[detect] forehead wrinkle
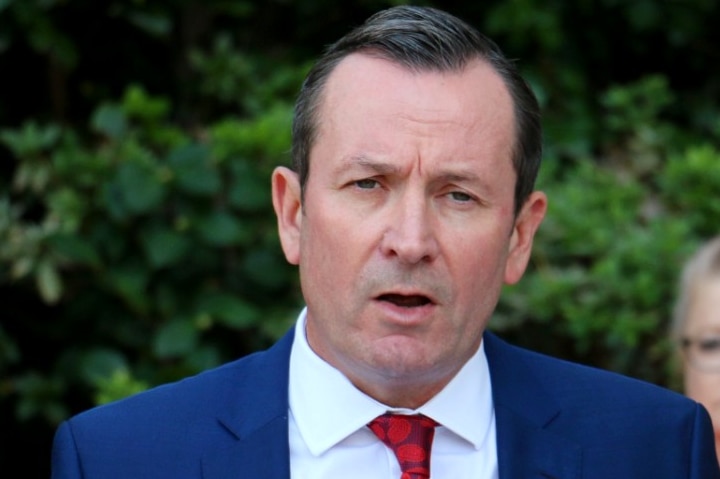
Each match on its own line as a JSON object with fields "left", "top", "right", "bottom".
{"left": 339, "top": 153, "right": 432, "bottom": 178}
{"left": 336, "top": 155, "right": 402, "bottom": 176}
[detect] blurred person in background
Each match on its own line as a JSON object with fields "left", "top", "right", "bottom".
{"left": 673, "top": 235, "right": 720, "bottom": 464}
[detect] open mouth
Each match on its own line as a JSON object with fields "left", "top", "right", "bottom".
{"left": 377, "top": 294, "right": 432, "bottom": 308}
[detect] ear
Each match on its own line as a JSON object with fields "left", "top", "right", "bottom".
{"left": 271, "top": 166, "right": 302, "bottom": 265}
{"left": 504, "top": 191, "right": 547, "bottom": 285}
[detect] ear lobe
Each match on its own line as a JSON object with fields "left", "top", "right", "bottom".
{"left": 504, "top": 191, "right": 547, "bottom": 285}
{"left": 271, "top": 166, "right": 302, "bottom": 265}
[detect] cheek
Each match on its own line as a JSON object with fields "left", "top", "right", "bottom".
{"left": 684, "top": 370, "right": 720, "bottom": 405}
{"left": 450, "top": 241, "right": 508, "bottom": 306}
{"left": 300, "top": 212, "right": 372, "bottom": 289}
{"left": 452, "top": 234, "right": 508, "bottom": 277}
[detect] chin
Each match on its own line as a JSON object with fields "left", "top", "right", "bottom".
{"left": 372, "top": 353, "right": 446, "bottom": 381}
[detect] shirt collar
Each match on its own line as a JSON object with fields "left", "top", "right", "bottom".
{"left": 288, "top": 308, "right": 493, "bottom": 455}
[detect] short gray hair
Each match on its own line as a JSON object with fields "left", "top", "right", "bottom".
{"left": 671, "top": 236, "right": 720, "bottom": 340}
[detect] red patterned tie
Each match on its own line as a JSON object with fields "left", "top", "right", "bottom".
{"left": 368, "top": 413, "right": 438, "bottom": 479}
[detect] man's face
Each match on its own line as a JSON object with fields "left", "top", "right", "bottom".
{"left": 273, "top": 54, "right": 546, "bottom": 407}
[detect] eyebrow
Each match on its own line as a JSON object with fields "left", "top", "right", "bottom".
{"left": 337, "top": 155, "right": 484, "bottom": 185}
{"left": 433, "top": 170, "right": 483, "bottom": 184}
{"left": 337, "top": 156, "right": 401, "bottom": 175}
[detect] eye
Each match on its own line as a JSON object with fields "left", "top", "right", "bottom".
{"left": 697, "top": 337, "right": 720, "bottom": 353}
{"left": 447, "top": 191, "right": 474, "bottom": 203}
{"left": 355, "top": 178, "right": 380, "bottom": 189}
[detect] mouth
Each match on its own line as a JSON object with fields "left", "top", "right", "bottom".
{"left": 377, "top": 293, "right": 433, "bottom": 308}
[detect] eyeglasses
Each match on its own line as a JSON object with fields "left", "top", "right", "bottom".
{"left": 681, "top": 336, "right": 720, "bottom": 373}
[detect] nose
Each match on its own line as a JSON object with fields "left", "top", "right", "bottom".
{"left": 380, "top": 195, "right": 440, "bottom": 264}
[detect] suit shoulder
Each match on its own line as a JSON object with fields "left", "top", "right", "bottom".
{"left": 484, "top": 331, "right": 692, "bottom": 410}
{"left": 68, "top": 328, "right": 293, "bottom": 429}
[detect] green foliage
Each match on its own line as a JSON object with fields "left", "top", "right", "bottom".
{"left": 0, "top": 82, "right": 303, "bottom": 439}
{"left": 14, "top": 371, "right": 67, "bottom": 423}
{"left": 495, "top": 75, "right": 720, "bottom": 388}
{"left": 94, "top": 369, "right": 149, "bottom": 406}
{"left": 660, "top": 144, "right": 720, "bottom": 237}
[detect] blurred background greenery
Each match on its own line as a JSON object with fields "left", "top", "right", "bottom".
{"left": 1, "top": 0, "right": 718, "bottom": 476}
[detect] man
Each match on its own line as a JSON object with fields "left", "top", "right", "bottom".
{"left": 51, "top": 6, "right": 720, "bottom": 478}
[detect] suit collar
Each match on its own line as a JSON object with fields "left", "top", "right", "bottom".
{"left": 484, "top": 331, "right": 581, "bottom": 479}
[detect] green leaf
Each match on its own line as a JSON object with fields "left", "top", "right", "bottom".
{"left": 11, "top": 257, "right": 34, "bottom": 279}
{"left": 115, "top": 162, "right": 165, "bottom": 214}
{"left": 0, "top": 324, "right": 20, "bottom": 367}
{"left": 48, "top": 234, "right": 101, "bottom": 268}
{"left": 122, "top": 84, "right": 171, "bottom": 122}
{"left": 140, "top": 226, "right": 190, "bottom": 268}
{"left": 79, "top": 348, "right": 129, "bottom": 384}
{"left": 47, "top": 188, "right": 86, "bottom": 233}
{"left": 185, "top": 346, "right": 221, "bottom": 372}
{"left": 126, "top": 12, "right": 172, "bottom": 37}
{"left": 243, "top": 250, "right": 288, "bottom": 289}
{"left": 153, "top": 319, "right": 198, "bottom": 359}
{"left": 167, "top": 143, "right": 221, "bottom": 196}
{"left": 197, "top": 211, "right": 249, "bottom": 246}
{"left": 105, "top": 265, "right": 149, "bottom": 313}
{"left": 0, "top": 121, "right": 61, "bottom": 156}
{"left": 91, "top": 104, "right": 128, "bottom": 139}
{"left": 36, "top": 259, "right": 62, "bottom": 304}
{"left": 194, "top": 292, "right": 260, "bottom": 329}
{"left": 228, "top": 160, "right": 270, "bottom": 211}
{"left": 14, "top": 372, "right": 66, "bottom": 422}
{"left": 94, "top": 369, "right": 149, "bottom": 405}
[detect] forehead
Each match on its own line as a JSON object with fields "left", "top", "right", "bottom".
{"left": 686, "top": 278, "right": 720, "bottom": 331}
{"left": 321, "top": 52, "right": 513, "bottom": 122}
{"left": 314, "top": 53, "right": 516, "bottom": 173}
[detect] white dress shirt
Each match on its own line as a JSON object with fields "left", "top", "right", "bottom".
{"left": 288, "top": 308, "right": 498, "bottom": 478}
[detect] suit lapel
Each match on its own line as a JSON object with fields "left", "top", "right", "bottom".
{"left": 199, "top": 327, "right": 583, "bottom": 479}
{"left": 484, "top": 332, "right": 582, "bottom": 479}
{"left": 202, "top": 329, "right": 296, "bottom": 479}
{"left": 494, "top": 406, "right": 581, "bottom": 479}
{"left": 202, "top": 416, "right": 290, "bottom": 479}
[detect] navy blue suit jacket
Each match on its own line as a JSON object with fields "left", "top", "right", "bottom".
{"left": 51, "top": 329, "right": 720, "bottom": 478}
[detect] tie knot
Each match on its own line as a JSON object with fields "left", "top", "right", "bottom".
{"left": 368, "top": 413, "right": 438, "bottom": 479}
